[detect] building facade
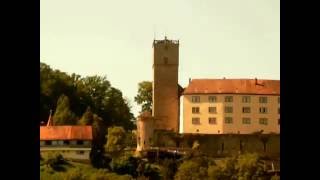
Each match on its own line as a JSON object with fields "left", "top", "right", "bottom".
{"left": 152, "top": 37, "right": 180, "bottom": 132}
{"left": 181, "top": 79, "right": 280, "bottom": 134}
{"left": 40, "top": 125, "right": 93, "bottom": 160}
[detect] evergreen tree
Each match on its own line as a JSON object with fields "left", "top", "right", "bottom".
{"left": 79, "top": 106, "right": 94, "bottom": 125}
{"left": 53, "top": 94, "right": 76, "bottom": 125}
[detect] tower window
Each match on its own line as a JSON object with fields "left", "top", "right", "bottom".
{"left": 163, "top": 57, "right": 168, "bottom": 64}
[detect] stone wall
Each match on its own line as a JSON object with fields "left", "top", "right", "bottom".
{"left": 153, "top": 131, "right": 280, "bottom": 157}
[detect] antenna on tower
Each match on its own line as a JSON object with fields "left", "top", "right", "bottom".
{"left": 165, "top": 27, "right": 167, "bottom": 39}
{"left": 153, "top": 25, "right": 156, "bottom": 40}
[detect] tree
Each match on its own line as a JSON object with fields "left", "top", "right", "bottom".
{"left": 90, "top": 114, "right": 109, "bottom": 168}
{"left": 79, "top": 106, "right": 94, "bottom": 125}
{"left": 53, "top": 94, "right": 76, "bottom": 125}
{"left": 236, "top": 153, "right": 265, "bottom": 179}
{"left": 174, "top": 160, "right": 208, "bottom": 180}
{"left": 134, "top": 81, "right": 152, "bottom": 113}
{"left": 105, "top": 126, "right": 127, "bottom": 156}
{"left": 103, "top": 88, "right": 135, "bottom": 129}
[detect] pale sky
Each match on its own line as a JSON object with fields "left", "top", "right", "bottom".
{"left": 40, "top": 0, "right": 280, "bottom": 117}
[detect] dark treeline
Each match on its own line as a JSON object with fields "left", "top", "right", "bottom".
{"left": 40, "top": 62, "right": 134, "bottom": 130}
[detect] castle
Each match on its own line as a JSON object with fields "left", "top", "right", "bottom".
{"left": 136, "top": 37, "right": 280, "bottom": 151}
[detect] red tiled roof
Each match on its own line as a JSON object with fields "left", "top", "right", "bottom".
{"left": 40, "top": 126, "right": 93, "bottom": 140}
{"left": 183, "top": 79, "right": 280, "bottom": 95}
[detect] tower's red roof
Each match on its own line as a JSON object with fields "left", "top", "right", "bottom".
{"left": 183, "top": 79, "right": 280, "bottom": 95}
{"left": 40, "top": 126, "right": 93, "bottom": 140}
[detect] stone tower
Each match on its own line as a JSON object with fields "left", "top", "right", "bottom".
{"left": 152, "top": 36, "right": 179, "bottom": 132}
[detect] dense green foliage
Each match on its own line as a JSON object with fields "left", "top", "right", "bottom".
{"left": 40, "top": 158, "right": 132, "bottom": 180}
{"left": 53, "top": 94, "right": 76, "bottom": 125}
{"left": 134, "top": 81, "right": 152, "bottom": 113}
{"left": 105, "top": 126, "right": 127, "bottom": 156}
{"left": 40, "top": 62, "right": 134, "bottom": 130}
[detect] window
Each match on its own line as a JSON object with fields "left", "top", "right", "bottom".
{"left": 192, "top": 96, "right": 200, "bottom": 103}
{"left": 76, "top": 151, "right": 85, "bottom": 154}
{"left": 63, "top": 140, "right": 70, "bottom": 145}
{"left": 164, "top": 45, "right": 168, "bottom": 50}
{"left": 242, "top": 118, "right": 251, "bottom": 124}
{"left": 192, "top": 107, "right": 200, "bottom": 114}
{"left": 259, "top": 97, "right": 268, "bottom": 103}
{"left": 208, "top": 117, "right": 217, "bottom": 124}
{"left": 192, "top": 118, "right": 200, "bottom": 124}
{"left": 45, "top": 141, "right": 52, "bottom": 145}
{"left": 225, "top": 106, "right": 233, "bottom": 113}
{"left": 225, "top": 117, "right": 233, "bottom": 124}
{"left": 208, "top": 107, "right": 217, "bottom": 114}
{"left": 242, "top": 107, "right": 251, "bottom": 113}
{"left": 278, "top": 108, "right": 280, "bottom": 114}
{"left": 259, "top": 118, "right": 268, "bottom": 125}
{"left": 209, "top": 96, "right": 217, "bottom": 102}
{"left": 278, "top": 119, "right": 280, "bottom": 125}
{"left": 225, "top": 96, "right": 233, "bottom": 102}
{"left": 242, "top": 96, "right": 251, "bottom": 103}
{"left": 259, "top": 107, "right": 268, "bottom": 114}
{"left": 163, "top": 57, "right": 168, "bottom": 64}
{"left": 278, "top": 97, "right": 280, "bottom": 104}
{"left": 77, "top": 140, "right": 84, "bottom": 145}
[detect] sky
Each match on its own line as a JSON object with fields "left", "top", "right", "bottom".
{"left": 40, "top": 0, "right": 280, "bottom": 117}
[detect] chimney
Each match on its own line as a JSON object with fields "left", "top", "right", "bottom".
{"left": 189, "top": 78, "right": 191, "bottom": 84}
{"left": 255, "top": 78, "right": 258, "bottom": 85}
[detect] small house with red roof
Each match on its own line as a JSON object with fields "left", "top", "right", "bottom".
{"left": 40, "top": 112, "right": 93, "bottom": 160}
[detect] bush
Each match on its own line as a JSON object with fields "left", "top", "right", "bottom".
{"left": 111, "top": 152, "right": 139, "bottom": 178}
{"left": 44, "top": 152, "right": 67, "bottom": 171}
{"left": 236, "top": 153, "right": 265, "bottom": 179}
{"left": 64, "top": 168, "right": 87, "bottom": 180}
{"left": 160, "top": 159, "right": 178, "bottom": 180}
{"left": 89, "top": 169, "right": 132, "bottom": 180}
{"left": 143, "top": 163, "right": 161, "bottom": 180}
{"left": 271, "top": 175, "right": 280, "bottom": 180}
{"left": 174, "top": 160, "right": 208, "bottom": 180}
